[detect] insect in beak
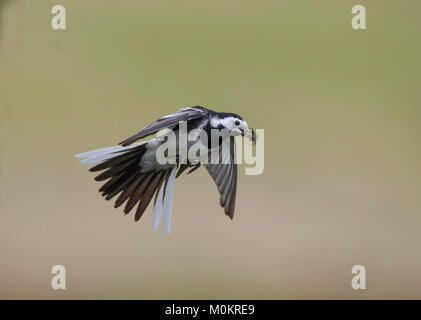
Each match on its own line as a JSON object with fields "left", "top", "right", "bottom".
{"left": 243, "top": 128, "right": 257, "bottom": 144}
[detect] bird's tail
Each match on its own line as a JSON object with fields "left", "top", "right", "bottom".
{"left": 75, "top": 144, "right": 177, "bottom": 233}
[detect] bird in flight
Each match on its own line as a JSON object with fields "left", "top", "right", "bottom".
{"left": 75, "top": 106, "right": 255, "bottom": 234}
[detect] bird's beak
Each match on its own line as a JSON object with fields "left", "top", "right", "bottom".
{"left": 243, "top": 128, "right": 251, "bottom": 138}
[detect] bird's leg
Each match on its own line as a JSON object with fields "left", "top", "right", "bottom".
{"left": 187, "top": 162, "right": 201, "bottom": 174}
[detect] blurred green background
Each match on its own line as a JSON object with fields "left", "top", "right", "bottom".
{"left": 0, "top": 0, "right": 420, "bottom": 299}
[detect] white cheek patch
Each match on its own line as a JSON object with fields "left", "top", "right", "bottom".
{"left": 223, "top": 117, "right": 235, "bottom": 129}
{"left": 211, "top": 117, "right": 234, "bottom": 129}
{"left": 211, "top": 116, "right": 246, "bottom": 131}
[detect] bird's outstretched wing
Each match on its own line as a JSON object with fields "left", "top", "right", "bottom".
{"left": 119, "top": 106, "right": 208, "bottom": 146}
{"left": 204, "top": 136, "right": 238, "bottom": 219}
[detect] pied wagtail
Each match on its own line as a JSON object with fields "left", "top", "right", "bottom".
{"left": 75, "top": 106, "right": 255, "bottom": 234}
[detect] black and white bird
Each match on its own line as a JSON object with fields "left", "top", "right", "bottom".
{"left": 75, "top": 106, "right": 255, "bottom": 234}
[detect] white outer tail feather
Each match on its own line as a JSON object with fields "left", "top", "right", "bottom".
{"left": 152, "top": 167, "right": 177, "bottom": 235}
{"left": 152, "top": 181, "right": 165, "bottom": 230}
{"left": 75, "top": 143, "right": 145, "bottom": 164}
{"left": 161, "top": 167, "right": 177, "bottom": 235}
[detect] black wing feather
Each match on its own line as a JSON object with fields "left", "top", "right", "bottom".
{"left": 119, "top": 106, "right": 208, "bottom": 146}
{"left": 204, "top": 136, "right": 237, "bottom": 219}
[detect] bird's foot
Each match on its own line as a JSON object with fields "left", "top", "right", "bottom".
{"left": 187, "top": 162, "right": 201, "bottom": 174}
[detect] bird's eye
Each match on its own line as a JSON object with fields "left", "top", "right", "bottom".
{"left": 235, "top": 120, "right": 240, "bottom": 126}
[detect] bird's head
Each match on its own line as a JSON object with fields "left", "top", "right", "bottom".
{"left": 211, "top": 113, "right": 249, "bottom": 136}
